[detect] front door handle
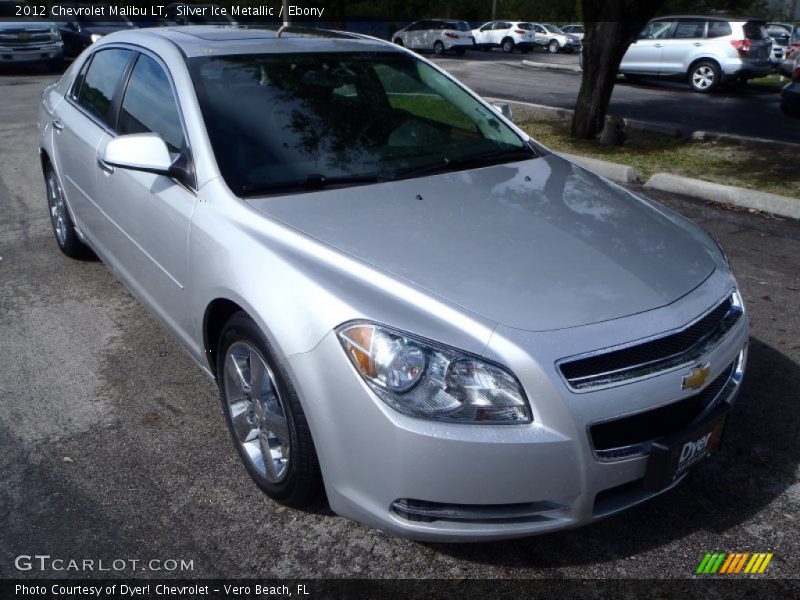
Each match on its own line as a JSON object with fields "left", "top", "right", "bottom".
{"left": 654, "top": 43, "right": 662, "bottom": 48}
{"left": 97, "top": 157, "right": 115, "bottom": 174}
{"left": 694, "top": 42, "right": 703, "bottom": 46}
{"left": 52, "top": 119, "right": 64, "bottom": 132}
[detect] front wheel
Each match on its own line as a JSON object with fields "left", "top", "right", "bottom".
{"left": 689, "top": 61, "right": 720, "bottom": 93}
{"left": 433, "top": 40, "right": 445, "bottom": 55}
{"left": 218, "top": 313, "right": 323, "bottom": 507}
{"left": 502, "top": 38, "right": 515, "bottom": 54}
{"left": 548, "top": 40, "right": 560, "bottom": 54}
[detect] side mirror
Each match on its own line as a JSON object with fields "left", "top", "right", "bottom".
{"left": 101, "top": 133, "right": 175, "bottom": 177}
{"left": 491, "top": 102, "right": 513, "bottom": 121}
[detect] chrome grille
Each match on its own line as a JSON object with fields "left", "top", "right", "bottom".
{"left": 0, "top": 30, "right": 53, "bottom": 46}
{"left": 558, "top": 292, "right": 743, "bottom": 391}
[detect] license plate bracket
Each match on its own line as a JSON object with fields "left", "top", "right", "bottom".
{"left": 644, "top": 405, "right": 728, "bottom": 491}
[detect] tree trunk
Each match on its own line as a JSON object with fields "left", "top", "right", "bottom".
{"left": 570, "top": 1, "right": 667, "bottom": 139}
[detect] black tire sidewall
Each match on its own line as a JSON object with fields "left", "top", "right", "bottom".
{"left": 216, "top": 313, "right": 322, "bottom": 506}
{"left": 433, "top": 41, "right": 444, "bottom": 55}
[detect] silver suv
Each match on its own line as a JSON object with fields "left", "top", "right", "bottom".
{"left": 620, "top": 16, "right": 772, "bottom": 92}
{"left": 392, "top": 19, "right": 473, "bottom": 55}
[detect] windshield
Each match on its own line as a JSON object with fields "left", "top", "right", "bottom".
{"left": 188, "top": 52, "right": 532, "bottom": 196}
{"left": 543, "top": 24, "right": 564, "bottom": 34}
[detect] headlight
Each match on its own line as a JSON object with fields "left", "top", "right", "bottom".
{"left": 90, "top": 33, "right": 103, "bottom": 43}
{"left": 337, "top": 322, "right": 531, "bottom": 424}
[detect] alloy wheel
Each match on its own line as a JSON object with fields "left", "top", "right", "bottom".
{"left": 223, "top": 341, "right": 291, "bottom": 483}
{"left": 46, "top": 169, "right": 68, "bottom": 247}
{"left": 692, "top": 65, "right": 715, "bottom": 90}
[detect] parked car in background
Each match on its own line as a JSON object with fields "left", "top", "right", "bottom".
{"left": 392, "top": 19, "right": 473, "bottom": 55}
{"left": 39, "top": 25, "right": 747, "bottom": 542}
{"left": 781, "top": 53, "right": 800, "bottom": 116}
{"left": 529, "top": 22, "right": 581, "bottom": 53}
{"left": 780, "top": 25, "right": 800, "bottom": 75}
{"left": 0, "top": 1, "right": 64, "bottom": 70}
{"left": 619, "top": 16, "right": 772, "bottom": 92}
{"left": 561, "top": 24, "right": 585, "bottom": 40}
{"left": 55, "top": 4, "right": 135, "bottom": 57}
{"left": 766, "top": 22, "right": 793, "bottom": 66}
{"left": 472, "top": 21, "right": 537, "bottom": 53}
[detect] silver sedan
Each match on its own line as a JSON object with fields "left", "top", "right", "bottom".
{"left": 39, "top": 26, "right": 748, "bottom": 541}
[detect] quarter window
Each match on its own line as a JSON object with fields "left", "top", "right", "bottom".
{"left": 76, "top": 48, "right": 132, "bottom": 126}
{"left": 706, "top": 21, "right": 733, "bottom": 38}
{"left": 118, "top": 54, "right": 185, "bottom": 153}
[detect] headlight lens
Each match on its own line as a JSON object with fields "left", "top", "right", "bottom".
{"left": 90, "top": 33, "right": 103, "bottom": 43}
{"left": 337, "top": 322, "right": 531, "bottom": 424}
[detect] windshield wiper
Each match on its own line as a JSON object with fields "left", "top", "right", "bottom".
{"left": 240, "top": 174, "right": 390, "bottom": 197}
{"left": 393, "top": 146, "right": 537, "bottom": 180}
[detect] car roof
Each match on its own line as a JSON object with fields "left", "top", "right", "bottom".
{"left": 123, "top": 26, "right": 393, "bottom": 57}
{"left": 653, "top": 15, "right": 762, "bottom": 22}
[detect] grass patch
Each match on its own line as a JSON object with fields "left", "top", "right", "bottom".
{"left": 516, "top": 118, "right": 800, "bottom": 199}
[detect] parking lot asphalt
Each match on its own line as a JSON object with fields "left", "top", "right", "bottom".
{"left": 432, "top": 50, "right": 800, "bottom": 143}
{"left": 0, "top": 70, "right": 798, "bottom": 581}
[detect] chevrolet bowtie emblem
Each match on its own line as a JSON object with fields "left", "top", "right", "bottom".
{"left": 682, "top": 363, "right": 711, "bottom": 390}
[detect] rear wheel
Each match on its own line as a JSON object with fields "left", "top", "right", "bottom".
{"left": 689, "top": 61, "right": 720, "bottom": 93}
{"left": 218, "top": 313, "right": 323, "bottom": 507}
{"left": 502, "top": 38, "right": 515, "bottom": 54}
{"left": 433, "top": 40, "right": 445, "bottom": 55}
{"left": 44, "top": 164, "right": 91, "bottom": 259}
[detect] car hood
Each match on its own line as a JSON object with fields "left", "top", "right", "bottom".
{"left": 246, "top": 155, "right": 716, "bottom": 332}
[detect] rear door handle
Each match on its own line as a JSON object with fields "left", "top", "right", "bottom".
{"left": 52, "top": 119, "right": 64, "bottom": 132}
{"left": 694, "top": 42, "right": 703, "bottom": 46}
{"left": 96, "top": 157, "right": 115, "bottom": 174}
{"left": 654, "top": 43, "right": 662, "bottom": 48}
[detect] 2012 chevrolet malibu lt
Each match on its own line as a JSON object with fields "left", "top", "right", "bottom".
{"left": 39, "top": 26, "right": 748, "bottom": 541}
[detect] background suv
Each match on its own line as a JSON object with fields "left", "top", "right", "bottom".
{"left": 472, "top": 21, "right": 538, "bottom": 53}
{"left": 620, "top": 16, "right": 773, "bottom": 92}
{"left": 392, "top": 19, "right": 473, "bottom": 55}
{"left": 0, "top": 1, "right": 64, "bottom": 70}
{"left": 529, "top": 22, "right": 581, "bottom": 53}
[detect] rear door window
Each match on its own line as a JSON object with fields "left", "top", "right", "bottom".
{"left": 673, "top": 21, "right": 706, "bottom": 39}
{"left": 76, "top": 48, "right": 132, "bottom": 126}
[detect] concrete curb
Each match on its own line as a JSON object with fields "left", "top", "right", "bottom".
{"left": 520, "top": 60, "right": 583, "bottom": 73}
{"left": 559, "top": 152, "right": 640, "bottom": 183}
{"left": 644, "top": 173, "right": 800, "bottom": 220}
{"left": 690, "top": 130, "right": 800, "bottom": 153}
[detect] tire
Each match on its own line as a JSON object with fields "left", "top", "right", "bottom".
{"left": 433, "top": 40, "right": 445, "bottom": 55}
{"left": 548, "top": 40, "right": 560, "bottom": 54}
{"left": 501, "top": 38, "right": 515, "bottom": 54}
{"left": 44, "top": 163, "right": 91, "bottom": 259}
{"left": 217, "top": 313, "right": 323, "bottom": 507}
{"left": 689, "top": 61, "right": 720, "bottom": 93}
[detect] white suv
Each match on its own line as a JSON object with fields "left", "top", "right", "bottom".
{"left": 392, "top": 19, "right": 473, "bottom": 56}
{"left": 472, "top": 21, "right": 537, "bottom": 54}
{"left": 620, "top": 16, "right": 773, "bottom": 92}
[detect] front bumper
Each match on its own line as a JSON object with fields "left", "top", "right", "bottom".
{"left": 286, "top": 275, "right": 748, "bottom": 542}
{"left": 0, "top": 42, "right": 63, "bottom": 64}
